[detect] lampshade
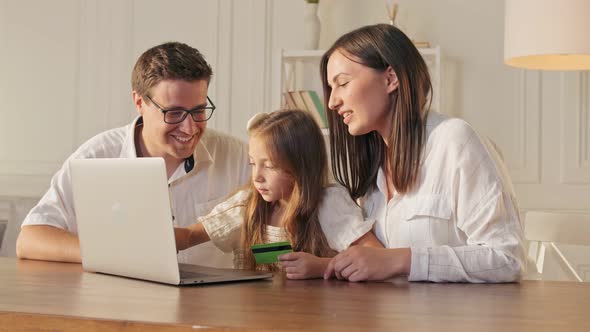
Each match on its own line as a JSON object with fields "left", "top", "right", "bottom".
{"left": 504, "top": 0, "right": 590, "bottom": 70}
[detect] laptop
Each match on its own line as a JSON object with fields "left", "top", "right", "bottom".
{"left": 70, "top": 157, "right": 273, "bottom": 285}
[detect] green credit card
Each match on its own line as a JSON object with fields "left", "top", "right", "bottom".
{"left": 251, "top": 241, "right": 293, "bottom": 264}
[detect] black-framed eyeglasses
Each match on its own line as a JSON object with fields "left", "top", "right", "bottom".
{"left": 146, "top": 95, "right": 216, "bottom": 124}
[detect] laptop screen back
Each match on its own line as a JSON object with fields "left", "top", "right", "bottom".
{"left": 70, "top": 158, "right": 181, "bottom": 284}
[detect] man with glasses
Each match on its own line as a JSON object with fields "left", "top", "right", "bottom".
{"left": 16, "top": 42, "right": 250, "bottom": 267}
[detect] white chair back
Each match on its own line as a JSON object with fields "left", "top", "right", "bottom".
{"left": 0, "top": 198, "right": 39, "bottom": 257}
{"left": 525, "top": 211, "right": 590, "bottom": 282}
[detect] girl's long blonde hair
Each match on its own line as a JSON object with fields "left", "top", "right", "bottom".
{"left": 241, "top": 110, "right": 335, "bottom": 270}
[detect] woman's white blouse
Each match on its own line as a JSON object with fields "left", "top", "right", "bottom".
{"left": 360, "top": 111, "right": 526, "bottom": 283}
{"left": 201, "top": 185, "right": 374, "bottom": 268}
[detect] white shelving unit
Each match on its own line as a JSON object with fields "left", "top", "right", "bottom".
{"left": 274, "top": 46, "right": 442, "bottom": 113}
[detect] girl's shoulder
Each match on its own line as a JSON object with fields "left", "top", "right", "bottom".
{"left": 208, "top": 188, "right": 252, "bottom": 215}
{"left": 318, "top": 185, "right": 375, "bottom": 252}
{"left": 319, "top": 184, "right": 359, "bottom": 211}
{"left": 226, "top": 188, "right": 252, "bottom": 203}
{"left": 321, "top": 184, "right": 353, "bottom": 201}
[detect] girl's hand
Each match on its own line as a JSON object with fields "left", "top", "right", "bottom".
{"left": 174, "top": 227, "right": 191, "bottom": 251}
{"left": 278, "top": 252, "right": 331, "bottom": 279}
{"left": 174, "top": 223, "right": 210, "bottom": 252}
{"left": 323, "top": 247, "right": 411, "bottom": 282}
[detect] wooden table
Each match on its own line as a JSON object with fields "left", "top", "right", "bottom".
{"left": 0, "top": 257, "right": 589, "bottom": 331}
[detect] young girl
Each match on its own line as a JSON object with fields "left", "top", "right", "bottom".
{"left": 175, "top": 109, "right": 381, "bottom": 279}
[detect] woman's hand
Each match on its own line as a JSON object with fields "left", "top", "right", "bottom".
{"left": 324, "top": 247, "right": 411, "bottom": 282}
{"left": 352, "top": 231, "right": 385, "bottom": 248}
{"left": 278, "top": 252, "right": 331, "bottom": 279}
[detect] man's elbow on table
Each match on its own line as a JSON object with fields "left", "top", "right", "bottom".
{"left": 16, "top": 225, "right": 81, "bottom": 263}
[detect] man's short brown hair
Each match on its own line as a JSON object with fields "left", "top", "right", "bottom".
{"left": 131, "top": 42, "right": 213, "bottom": 97}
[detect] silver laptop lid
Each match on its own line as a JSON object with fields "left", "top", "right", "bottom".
{"left": 71, "top": 158, "right": 181, "bottom": 284}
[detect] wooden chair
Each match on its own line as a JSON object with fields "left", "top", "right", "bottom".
{"left": 525, "top": 211, "right": 590, "bottom": 282}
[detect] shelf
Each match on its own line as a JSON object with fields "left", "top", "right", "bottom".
{"left": 275, "top": 45, "right": 441, "bottom": 115}
{"left": 282, "top": 50, "right": 325, "bottom": 60}
{"left": 417, "top": 46, "right": 440, "bottom": 55}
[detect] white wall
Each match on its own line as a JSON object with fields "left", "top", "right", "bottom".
{"left": 0, "top": 0, "right": 274, "bottom": 197}
{"left": 317, "top": 0, "right": 590, "bottom": 214}
{"left": 0, "top": 1, "right": 588, "bottom": 220}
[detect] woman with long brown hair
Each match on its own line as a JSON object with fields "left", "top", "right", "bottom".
{"left": 175, "top": 109, "right": 381, "bottom": 278}
{"left": 321, "top": 24, "right": 525, "bottom": 283}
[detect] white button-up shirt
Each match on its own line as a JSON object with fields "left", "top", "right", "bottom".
{"left": 360, "top": 111, "right": 525, "bottom": 282}
{"left": 22, "top": 117, "right": 251, "bottom": 268}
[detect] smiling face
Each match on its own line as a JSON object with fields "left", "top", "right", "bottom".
{"left": 248, "top": 135, "right": 295, "bottom": 204}
{"left": 133, "top": 79, "right": 208, "bottom": 168}
{"left": 326, "top": 49, "right": 399, "bottom": 138}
